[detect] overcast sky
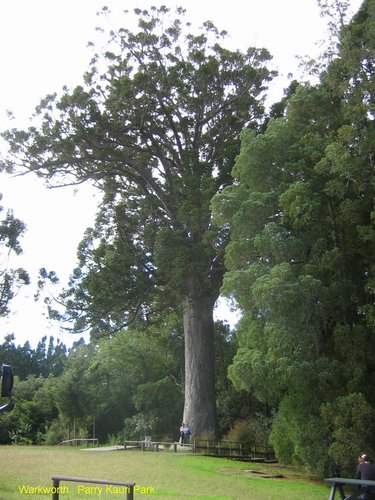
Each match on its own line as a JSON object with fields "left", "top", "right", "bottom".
{"left": 0, "top": 0, "right": 363, "bottom": 348}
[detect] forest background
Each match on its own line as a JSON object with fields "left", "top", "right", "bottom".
{"left": 0, "top": 0, "right": 374, "bottom": 479}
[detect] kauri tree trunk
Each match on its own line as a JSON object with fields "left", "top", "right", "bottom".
{"left": 182, "top": 290, "right": 217, "bottom": 439}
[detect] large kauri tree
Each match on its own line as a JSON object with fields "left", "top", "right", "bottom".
{"left": 1, "top": 7, "right": 274, "bottom": 436}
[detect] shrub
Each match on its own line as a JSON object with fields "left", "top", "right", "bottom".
{"left": 196, "top": 430, "right": 215, "bottom": 441}
{"left": 45, "top": 419, "right": 66, "bottom": 445}
{"left": 226, "top": 420, "right": 254, "bottom": 452}
{"left": 321, "top": 393, "right": 375, "bottom": 476}
{"left": 9, "top": 421, "right": 33, "bottom": 445}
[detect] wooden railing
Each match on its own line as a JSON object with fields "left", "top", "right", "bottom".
{"left": 192, "top": 439, "right": 275, "bottom": 460}
{"left": 193, "top": 439, "right": 242, "bottom": 456}
{"left": 56, "top": 438, "right": 98, "bottom": 447}
{"left": 51, "top": 475, "right": 135, "bottom": 500}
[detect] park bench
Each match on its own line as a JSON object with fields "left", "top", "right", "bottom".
{"left": 325, "top": 477, "right": 375, "bottom": 499}
{"left": 151, "top": 441, "right": 179, "bottom": 452}
{"left": 124, "top": 440, "right": 180, "bottom": 452}
{"left": 124, "top": 440, "right": 148, "bottom": 450}
{"left": 51, "top": 475, "right": 135, "bottom": 500}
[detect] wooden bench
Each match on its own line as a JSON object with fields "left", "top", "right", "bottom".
{"left": 124, "top": 440, "right": 147, "bottom": 450}
{"left": 151, "top": 441, "right": 178, "bottom": 452}
{"left": 124, "top": 440, "right": 180, "bottom": 452}
{"left": 51, "top": 475, "right": 135, "bottom": 500}
{"left": 325, "top": 477, "right": 375, "bottom": 499}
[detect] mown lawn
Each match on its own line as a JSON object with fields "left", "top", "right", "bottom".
{"left": 0, "top": 446, "right": 330, "bottom": 499}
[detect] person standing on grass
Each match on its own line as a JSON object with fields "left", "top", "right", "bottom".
{"left": 183, "top": 423, "right": 191, "bottom": 445}
{"left": 179, "top": 423, "right": 185, "bottom": 444}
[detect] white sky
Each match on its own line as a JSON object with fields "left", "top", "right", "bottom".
{"left": 0, "top": 0, "right": 363, "bottom": 348}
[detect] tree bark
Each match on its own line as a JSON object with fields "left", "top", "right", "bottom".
{"left": 182, "top": 290, "right": 217, "bottom": 439}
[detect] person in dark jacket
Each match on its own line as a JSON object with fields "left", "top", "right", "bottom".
{"left": 355, "top": 454, "right": 375, "bottom": 500}
{"left": 357, "top": 455, "right": 375, "bottom": 481}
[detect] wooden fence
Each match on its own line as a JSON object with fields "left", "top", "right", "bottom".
{"left": 56, "top": 438, "right": 99, "bottom": 447}
{"left": 193, "top": 439, "right": 275, "bottom": 461}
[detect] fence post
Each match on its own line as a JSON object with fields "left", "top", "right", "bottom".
{"left": 52, "top": 479, "right": 60, "bottom": 500}
{"left": 127, "top": 484, "right": 134, "bottom": 500}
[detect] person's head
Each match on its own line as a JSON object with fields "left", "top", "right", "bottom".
{"left": 361, "top": 454, "right": 370, "bottom": 463}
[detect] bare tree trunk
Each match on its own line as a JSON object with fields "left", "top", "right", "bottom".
{"left": 182, "top": 291, "right": 217, "bottom": 439}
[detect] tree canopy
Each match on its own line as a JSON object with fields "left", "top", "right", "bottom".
{"left": 212, "top": 0, "right": 375, "bottom": 474}
{"left": 1, "top": 6, "right": 275, "bottom": 437}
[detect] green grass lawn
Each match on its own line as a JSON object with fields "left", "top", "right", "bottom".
{"left": 0, "top": 446, "right": 330, "bottom": 499}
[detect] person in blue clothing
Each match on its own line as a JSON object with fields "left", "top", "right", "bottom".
{"left": 182, "top": 423, "right": 191, "bottom": 444}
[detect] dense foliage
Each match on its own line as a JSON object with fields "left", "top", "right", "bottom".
{"left": 0, "top": 319, "right": 251, "bottom": 446}
{"left": 212, "top": 0, "right": 375, "bottom": 475}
